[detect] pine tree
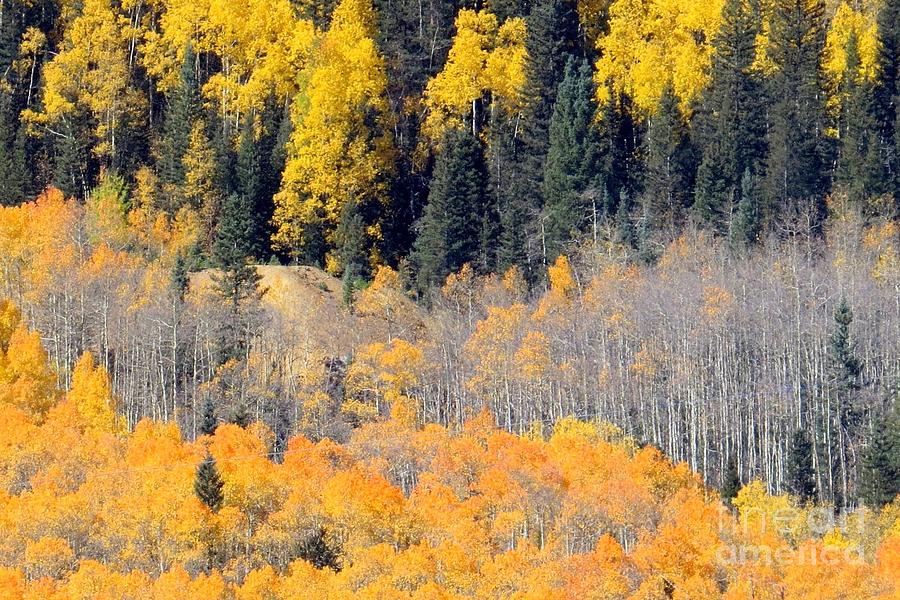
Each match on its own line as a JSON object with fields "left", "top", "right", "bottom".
{"left": 721, "top": 456, "right": 742, "bottom": 504}
{"left": 171, "top": 253, "right": 189, "bottom": 302}
{"left": 641, "top": 83, "right": 693, "bottom": 233}
{"left": 859, "top": 407, "right": 900, "bottom": 509}
{"left": 499, "top": 0, "right": 580, "bottom": 278}
{"left": 53, "top": 121, "right": 85, "bottom": 200}
{"left": 694, "top": 0, "right": 765, "bottom": 233}
{"left": 763, "top": 0, "right": 829, "bottom": 219}
{"left": 229, "top": 401, "right": 251, "bottom": 428}
{"left": 730, "top": 169, "right": 761, "bottom": 251}
{"left": 212, "top": 193, "right": 262, "bottom": 363}
{"left": 235, "top": 113, "right": 267, "bottom": 258}
{"left": 159, "top": 44, "right": 200, "bottom": 212}
{"left": 836, "top": 31, "right": 886, "bottom": 209}
{"left": 874, "top": 0, "right": 900, "bottom": 198}
{"left": 199, "top": 395, "right": 218, "bottom": 437}
{"left": 786, "top": 428, "right": 818, "bottom": 503}
{"left": 334, "top": 197, "right": 368, "bottom": 282}
{"left": 0, "top": 95, "right": 26, "bottom": 206}
{"left": 828, "top": 298, "right": 863, "bottom": 503}
{"left": 542, "top": 57, "right": 602, "bottom": 260}
{"left": 414, "top": 129, "right": 492, "bottom": 289}
{"left": 829, "top": 298, "right": 862, "bottom": 428}
{"left": 521, "top": 0, "right": 580, "bottom": 164}
{"left": 194, "top": 453, "right": 225, "bottom": 513}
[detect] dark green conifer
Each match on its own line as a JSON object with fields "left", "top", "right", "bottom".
{"left": 763, "top": 0, "right": 829, "bottom": 219}
{"left": 786, "top": 429, "right": 818, "bottom": 503}
{"left": 542, "top": 57, "right": 602, "bottom": 260}
{"left": 194, "top": 453, "right": 225, "bottom": 513}
{"left": 414, "top": 129, "right": 491, "bottom": 289}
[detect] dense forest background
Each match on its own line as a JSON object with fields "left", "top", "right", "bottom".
{"left": 0, "top": 0, "right": 897, "bottom": 508}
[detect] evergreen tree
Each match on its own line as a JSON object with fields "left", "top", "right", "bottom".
{"left": 171, "top": 253, "right": 189, "bottom": 302}
{"left": 763, "top": 0, "right": 829, "bottom": 220}
{"left": 159, "top": 44, "right": 200, "bottom": 211}
{"left": 542, "top": 57, "right": 602, "bottom": 260}
{"left": 199, "top": 395, "right": 218, "bottom": 437}
{"left": 521, "top": 0, "right": 580, "bottom": 164}
{"left": 836, "top": 31, "right": 886, "bottom": 209}
{"left": 694, "top": 0, "right": 765, "bottom": 233}
{"left": 229, "top": 401, "right": 251, "bottom": 428}
{"left": 641, "top": 83, "right": 693, "bottom": 233}
{"left": 297, "top": 527, "right": 342, "bottom": 570}
{"left": 498, "top": 0, "right": 580, "bottom": 278}
{"left": 194, "top": 453, "right": 225, "bottom": 513}
{"left": 414, "top": 129, "right": 492, "bottom": 289}
{"left": 235, "top": 113, "right": 266, "bottom": 258}
{"left": 334, "top": 197, "right": 368, "bottom": 282}
{"left": 52, "top": 121, "right": 84, "bottom": 199}
{"left": 212, "top": 193, "right": 262, "bottom": 363}
{"left": 542, "top": 58, "right": 602, "bottom": 263}
{"left": 874, "top": 0, "right": 900, "bottom": 199}
{"left": 829, "top": 298, "right": 862, "bottom": 428}
{"left": 0, "top": 95, "right": 26, "bottom": 206}
{"left": 721, "top": 455, "right": 742, "bottom": 504}
{"left": 859, "top": 407, "right": 900, "bottom": 509}
{"left": 786, "top": 428, "right": 818, "bottom": 503}
{"left": 730, "top": 168, "right": 761, "bottom": 251}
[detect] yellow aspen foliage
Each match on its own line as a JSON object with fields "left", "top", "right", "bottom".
{"left": 22, "top": 536, "right": 75, "bottom": 580}
{"left": 346, "top": 339, "right": 426, "bottom": 427}
{"left": 0, "top": 299, "right": 22, "bottom": 349}
{"left": 183, "top": 123, "right": 219, "bottom": 212}
{"left": 464, "top": 303, "right": 528, "bottom": 398}
{"left": 273, "top": 0, "right": 395, "bottom": 263}
{"left": 0, "top": 325, "right": 58, "bottom": 420}
{"left": 595, "top": 0, "right": 725, "bottom": 116}
{"left": 423, "top": 10, "right": 528, "bottom": 141}
{"left": 142, "top": 0, "right": 315, "bottom": 115}
{"left": 825, "top": 2, "right": 879, "bottom": 85}
{"left": 26, "top": 0, "right": 146, "bottom": 161}
{"left": 65, "top": 352, "right": 122, "bottom": 433}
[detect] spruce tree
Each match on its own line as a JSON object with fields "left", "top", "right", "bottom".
{"left": 200, "top": 395, "right": 218, "bottom": 437}
{"left": 229, "top": 402, "right": 251, "bottom": 429}
{"left": 542, "top": 57, "right": 601, "bottom": 259}
{"left": 836, "top": 31, "right": 886, "bottom": 209}
{"left": 730, "top": 168, "right": 761, "bottom": 251}
{"left": 641, "top": 83, "right": 693, "bottom": 233}
{"left": 212, "top": 193, "right": 262, "bottom": 363}
{"left": 721, "top": 455, "right": 742, "bottom": 505}
{"left": 874, "top": 0, "right": 900, "bottom": 198}
{"left": 0, "top": 95, "right": 26, "bottom": 206}
{"left": 335, "top": 197, "right": 368, "bottom": 282}
{"left": 859, "top": 407, "right": 899, "bottom": 509}
{"left": 763, "top": 0, "right": 829, "bottom": 219}
{"left": 521, "top": 0, "right": 581, "bottom": 165}
{"left": 414, "top": 129, "right": 491, "bottom": 289}
{"left": 159, "top": 44, "right": 200, "bottom": 211}
{"left": 235, "top": 113, "right": 267, "bottom": 258}
{"left": 499, "top": 0, "right": 580, "bottom": 278}
{"left": 194, "top": 453, "right": 225, "bottom": 513}
{"left": 694, "top": 0, "right": 765, "bottom": 233}
{"left": 786, "top": 428, "right": 818, "bottom": 503}
{"left": 829, "top": 298, "right": 862, "bottom": 429}
{"left": 171, "top": 253, "right": 189, "bottom": 301}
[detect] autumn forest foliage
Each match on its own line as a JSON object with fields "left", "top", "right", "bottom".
{"left": 0, "top": 0, "right": 899, "bottom": 596}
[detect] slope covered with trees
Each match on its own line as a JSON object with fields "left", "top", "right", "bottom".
{"left": 0, "top": 0, "right": 898, "bottom": 595}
